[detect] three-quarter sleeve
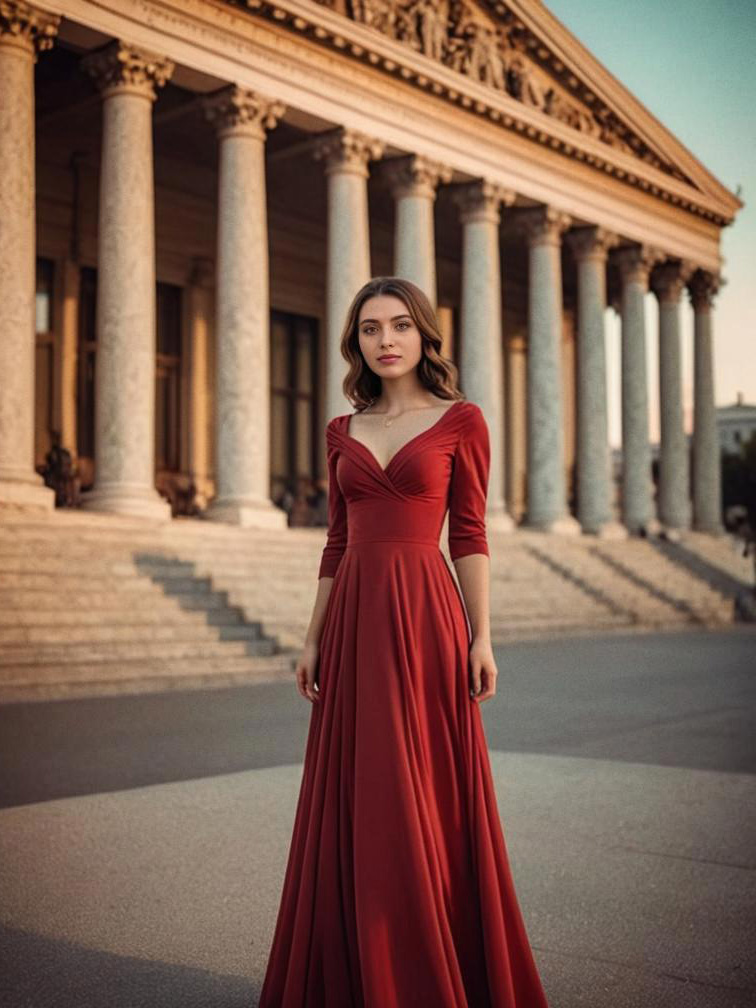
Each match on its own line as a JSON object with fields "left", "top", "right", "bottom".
{"left": 447, "top": 403, "right": 490, "bottom": 561}
{"left": 318, "top": 424, "right": 348, "bottom": 579}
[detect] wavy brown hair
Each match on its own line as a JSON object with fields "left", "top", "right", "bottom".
{"left": 340, "top": 277, "right": 464, "bottom": 412}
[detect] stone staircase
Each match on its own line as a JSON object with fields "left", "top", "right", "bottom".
{"left": 0, "top": 509, "right": 751, "bottom": 701}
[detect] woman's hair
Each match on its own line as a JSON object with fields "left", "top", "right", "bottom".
{"left": 340, "top": 276, "right": 463, "bottom": 411}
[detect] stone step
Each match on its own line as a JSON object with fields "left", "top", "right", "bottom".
{"left": 0, "top": 608, "right": 253, "bottom": 628}
{"left": 0, "top": 511, "right": 747, "bottom": 703}
{"left": 0, "top": 652, "right": 298, "bottom": 703}
{"left": 0, "top": 635, "right": 280, "bottom": 665}
{"left": 0, "top": 651, "right": 293, "bottom": 682}
{"left": 0, "top": 530, "right": 315, "bottom": 553}
{"left": 0, "top": 621, "right": 267, "bottom": 646}
{"left": 543, "top": 535, "right": 734, "bottom": 621}
{"left": 0, "top": 591, "right": 248, "bottom": 614}
{"left": 590, "top": 541, "right": 734, "bottom": 623}
{"left": 0, "top": 551, "right": 321, "bottom": 574}
{"left": 680, "top": 532, "right": 754, "bottom": 585}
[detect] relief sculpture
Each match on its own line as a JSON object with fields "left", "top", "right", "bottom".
{"left": 314, "top": 0, "right": 648, "bottom": 161}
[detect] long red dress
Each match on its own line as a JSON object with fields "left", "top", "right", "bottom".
{"left": 258, "top": 398, "right": 549, "bottom": 1007}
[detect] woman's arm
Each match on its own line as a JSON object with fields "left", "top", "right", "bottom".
{"left": 297, "top": 423, "right": 348, "bottom": 703}
{"left": 448, "top": 404, "right": 498, "bottom": 702}
{"left": 453, "top": 553, "right": 491, "bottom": 643}
{"left": 453, "top": 553, "right": 496, "bottom": 702}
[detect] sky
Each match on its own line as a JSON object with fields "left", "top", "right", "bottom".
{"left": 544, "top": 0, "right": 756, "bottom": 447}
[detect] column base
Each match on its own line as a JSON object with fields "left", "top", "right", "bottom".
{"left": 80, "top": 484, "right": 172, "bottom": 521}
{"left": 0, "top": 476, "right": 55, "bottom": 512}
{"left": 525, "top": 513, "right": 582, "bottom": 536}
{"left": 625, "top": 515, "right": 663, "bottom": 537}
{"left": 659, "top": 524, "right": 691, "bottom": 543}
{"left": 487, "top": 508, "right": 517, "bottom": 534}
{"left": 205, "top": 495, "right": 288, "bottom": 528}
{"left": 693, "top": 521, "right": 726, "bottom": 537}
{"left": 596, "top": 520, "right": 629, "bottom": 541}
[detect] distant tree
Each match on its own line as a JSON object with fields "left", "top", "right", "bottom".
{"left": 722, "top": 432, "right": 756, "bottom": 616}
{"left": 722, "top": 430, "right": 756, "bottom": 536}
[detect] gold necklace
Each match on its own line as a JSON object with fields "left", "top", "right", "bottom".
{"left": 366, "top": 403, "right": 448, "bottom": 428}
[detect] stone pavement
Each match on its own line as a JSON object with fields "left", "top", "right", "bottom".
{"left": 1, "top": 628, "right": 755, "bottom": 1007}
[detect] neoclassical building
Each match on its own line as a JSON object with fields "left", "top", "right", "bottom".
{"left": 0, "top": 0, "right": 743, "bottom": 538}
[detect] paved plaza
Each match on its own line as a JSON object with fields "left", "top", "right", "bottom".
{"left": 1, "top": 627, "right": 754, "bottom": 1007}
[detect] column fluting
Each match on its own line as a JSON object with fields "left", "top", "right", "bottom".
{"left": 80, "top": 40, "right": 174, "bottom": 518}
{"left": 453, "top": 180, "right": 515, "bottom": 530}
{"left": 313, "top": 127, "right": 385, "bottom": 422}
{"left": 688, "top": 269, "right": 725, "bottom": 534}
{"left": 203, "top": 84, "right": 286, "bottom": 526}
{"left": 0, "top": 3, "right": 59, "bottom": 509}
{"left": 614, "top": 244, "right": 664, "bottom": 533}
{"left": 383, "top": 153, "right": 452, "bottom": 309}
{"left": 519, "top": 206, "right": 580, "bottom": 534}
{"left": 566, "top": 226, "right": 624, "bottom": 536}
{"left": 651, "top": 260, "right": 694, "bottom": 535}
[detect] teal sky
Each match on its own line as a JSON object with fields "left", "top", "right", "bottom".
{"left": 544, "top": 0, "right": 755, "bottom": 443}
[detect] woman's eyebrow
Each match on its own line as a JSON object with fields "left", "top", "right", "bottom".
{"left": 360, "top": 314, "right": 412, "bottom": 324}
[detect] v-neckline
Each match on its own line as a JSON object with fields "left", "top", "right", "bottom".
{"left": 344, "top": 400, "right": 463, "bottom": 475}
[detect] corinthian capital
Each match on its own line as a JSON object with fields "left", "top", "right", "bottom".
{"left": 565, "top": 225, "right": 619, "bottom": 262}
{"left": 651, "top": 260, "right": 695, "bottom": 304}
{"left": 81, "top": 40, "right": 174, "bottom": 101}
{"left": 203, "top": 84, "right": 285, "bottom": 139}
{"left": 0, "top": 1, "right": 60, "bottom": 56}
{"left": 452, "top": 179, "right": 516, "bottom": 224}
{"left": 382, "top": 154, "right": 453, "bottom": 200}
{"left": 613, "top": 244, "right": 665, "bottom": 287}
{"left": 687, "top": 269, "right": 725, "bottom": 311}
{"left": 517, "top": 205, "right": 572, "bottom": 247}
{"left": 312, "top": 126, "right": 385, "bottom": 177}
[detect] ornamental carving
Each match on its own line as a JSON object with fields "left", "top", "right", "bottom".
{"left": 314, "top": 0, "right": 684, "bottom": 178}
{"left": 0, "top": 1, "right": 60, "bottom": 54}
{"left": 81, "top": 40, "right": 174, "bottom": 99}
{"left": 203, "top": 84, "right": 286, "bottom": 137}
{"left": 687, "top": 269, "right": 724, "bottom": 311}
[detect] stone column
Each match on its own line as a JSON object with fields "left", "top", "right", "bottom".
{"left": 688, "top": 270, "right": 725, "bottom": 534}
{"left": 202, "top": 84, "right": 286, "bottom": 527}
{"left": 313, "top": 127, "right": 385, "bottom": 422}
{"left": 383, "top": 153, "right": 452, "bottom": 309}
{"left": 651, "top": 260, "right": 694, "bottom": 537}
{"left": 0, "top": 2, "right": 59, "bottom": 510}
{"left": 80, "top": 41, "right": 173, "bottom": 518}
{"left": 614, "top": 244, "right": 664, "bottom": 534}
{"left": 519, "top": 206, "right": 580, "bottom": 534}
{"left": 566, "top": 226, "right": 625, "bottom": 537}
{"left": 505, "top": 333, "right": 527, "bottom": 522}
{"left": 186, "top": 257, "right": 214, "bottom": 511}
{"left": 453, "top": 180, "right": 515, "bottom": 531}
{"left": 59, "top": 259, "right": 80, "bottom": 460}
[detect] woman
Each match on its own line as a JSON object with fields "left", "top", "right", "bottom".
{"left": 258, "top": 277, "right": 549, "bottom": 1007}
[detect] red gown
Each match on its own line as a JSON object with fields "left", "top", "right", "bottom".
{"left": 258, "top": 398, "right": 549, "bottom": 1007}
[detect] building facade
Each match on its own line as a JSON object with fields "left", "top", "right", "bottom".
{"left": 0, "top": 0, "right": 743, "bottom": 536}
{"left": 718, "top": 394, "right": 756, "bottom": 456}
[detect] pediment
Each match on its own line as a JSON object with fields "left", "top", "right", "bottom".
{"left": 312, "top": 0, "right": 727, "bottom": 201}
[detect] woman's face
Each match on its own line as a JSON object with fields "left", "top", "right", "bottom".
{"left": 357, "top": 294, "right": 423, "bottom": 379}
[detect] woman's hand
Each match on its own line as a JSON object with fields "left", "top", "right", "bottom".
{"left": 469, "top": 637, "right": 498, "bottom": 702}
{"left": 296, "top": 641, "right": 321, "bottom": 703}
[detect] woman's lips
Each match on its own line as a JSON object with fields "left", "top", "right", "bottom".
{"left": 378, "top": 355, "right": 401, "bottom": 362}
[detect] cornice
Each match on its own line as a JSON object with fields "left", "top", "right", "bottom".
{"left": 493, "top": 0, "right": 743, "bottom": 215}
{"left": 228, "top": 0, "right": 738, "bottom": 228}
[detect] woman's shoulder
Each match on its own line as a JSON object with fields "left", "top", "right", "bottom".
{"left": 455, "top": 399, "right": 486, "bottom": 425}
{"left": 324, "top": 413, "right": 350, "bottom": 439}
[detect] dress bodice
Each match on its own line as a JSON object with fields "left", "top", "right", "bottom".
{"left": 318, "top": 399, "right": 490, "bottom": 578}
